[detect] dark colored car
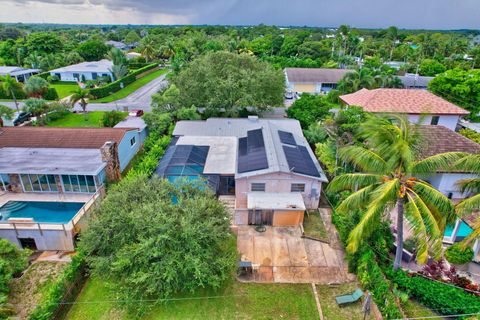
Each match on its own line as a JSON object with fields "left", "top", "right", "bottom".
{"left": 13, "top": 112, "right": 31, "bottom": 126}
{"left": 129, "top": 109, "right": 144, "bottom": 117}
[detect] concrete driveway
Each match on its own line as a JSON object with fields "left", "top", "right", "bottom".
{"left": 2, "top": 73, "right": 168, "bottom": 113}
{"left": 237, "top": 226, "right": 353, "bottom": 283}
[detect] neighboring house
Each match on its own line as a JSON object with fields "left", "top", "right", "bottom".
{"left": 458, "top": 120, "right": 480, "bottom": 134}
{"left": 398, "top": 74, "right": 434, "bottom": 89}
{"left": 384, "top": 61, "right": 406, "bottom": 70}
{"left": 49, "top": 59, "right": 114, "bottom": 82}
{"left": 155, "top": 117, "right": 328, "bottom": 227}
{"left": 285, "top": 68, "right": 352, "bottom": 94}
{"left": 0, "top": 66, "right": 40, "bottom": 83}
{"left": 105, "top": 40, "right": 129, "bottom": 50}
{"left": 0, "top": 127, "right": 144, "bottom": 251}
{"left": 126, "top": 52, "right": 142, "bottom": 60}
{"left": 340, "top": 88, "right": 469, "bottom": 131}
{"left": 114, "top": 116, "right": 148, "bottom": 145}
{"left": 417, "top": 125, "right": 480, "bottom": 262}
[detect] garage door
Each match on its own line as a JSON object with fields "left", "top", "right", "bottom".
{"left": 293, "top": 83, "right": 316, "bottom": 93}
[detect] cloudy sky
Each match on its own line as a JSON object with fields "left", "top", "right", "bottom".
{"left": 1, "top": 0, "right": 480, "bottom": 29}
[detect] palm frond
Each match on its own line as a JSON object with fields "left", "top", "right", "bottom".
{"left": 336, "top": 185, "right": 375, "bottom": 213}
{"left": 347, "top": 179, "right": 400, "bottom": 253}
{"left": 412, "top": 181, "right": 455, "bottom": 224}
{"left": 456, "top": 193, "right": 480, "bottom": 216}
{"left": 326, "top": 173, "right": 383, "bottom": 193}
{"left": 454, "top": 154, "right": 480, "bottom": 174}
{"left": 456, "top": 178, "right": 480, "bottom": 194}
{"left": 412, "top": 152, "right": 468, "bottom": 175}
{"left": 338, "top": 146, "right": 387, "bottom": 173}
{"left": 404, "top": 194, "right": 429, "bottom": 263}
{"left": 460, "top": 217, "right": 480, "bottom": 247}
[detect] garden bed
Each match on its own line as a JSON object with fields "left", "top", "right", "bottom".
{"left": 303, "top": 210, "right": 329, "bottom": 242}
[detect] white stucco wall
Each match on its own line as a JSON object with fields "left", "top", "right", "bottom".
{"left": 50, "top": 71, "right": 113, "bottom": 82}
{"left": 234, "top": 172, "right": 322, "bottom": 210}
{"left": 408, "top": 114, "right": 460, "bottom": 131}
{"left": 423, "top": 172, "right": 478, "bottom": 199}
{"left": 0, "top": 228, "right": 75, "bottom": 251}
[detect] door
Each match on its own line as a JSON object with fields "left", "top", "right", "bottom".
{"left": 19, "top": 238, "right": 37, "bottom": 250}
{"left": 248, "top": 210, "right": 273, "bottom": 226}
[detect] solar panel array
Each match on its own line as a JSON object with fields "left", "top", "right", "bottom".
{"left": 280, "top": 133, "right": 321, "bottom": 178}
{"left": 278, "top": 130, "right": 296, "bottom": 145}
{"left": 238, "top": 129, "right": 269, "bottom": 173}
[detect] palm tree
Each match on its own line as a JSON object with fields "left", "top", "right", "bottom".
{"left": 454, "top": 154, "right": 480, "bottom": 244}
{"left": 0, "top": 104, "right": 14, "bottom": 127}
{"left": 70, "top": 88, "right": 93, "bottom": 118}
{"left": 109, "top": 64, "right": 128, "bottom": 81}
{"left": 24, "top": 76, "right": 49, "bottom": 98}
{"left": 338, "top": 69, "right": 375, "bottom": 93}
{"left": 0, "top": 74, "right": 22, "bottom": 112}
{"left": 327, "top": 115, "right": 463, "bottom": 270}
{"left": 140, "top": 36, "right": 157, "bottom": 62}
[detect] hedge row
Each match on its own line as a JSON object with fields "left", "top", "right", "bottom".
{"left": 0, "top": 87, "right": 57, "bottom": 100}
{"left": 29, "top": 252, "right": 87, "bottom": 320}
{"left": 89, "top": 63, "right": 158, "bottom": 99}
{"left": 387, "top": 269, "right": 480, "bottom": 316}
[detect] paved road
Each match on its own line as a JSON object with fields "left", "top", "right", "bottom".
{"left": 2, "top": 73, "right": 168, "bottom": 113}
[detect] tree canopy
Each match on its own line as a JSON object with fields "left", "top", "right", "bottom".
{"left": 79, "top": 176, "right": 237, "bottom": 302}
{"left": 76, "top": 40, "right": 109, "bottom": 61}
{"left": 286, "top": 93, "right": 334, "bottom": 128}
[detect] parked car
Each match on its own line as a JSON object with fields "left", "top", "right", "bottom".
{"left": 13, "top": 112, "right": 31, "bottom": 126}
{"left": 129, "top": 109, "right": 144, "bottom": 117}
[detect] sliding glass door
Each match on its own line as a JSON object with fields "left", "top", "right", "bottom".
{"left": 20, "top": 174, "right": 58, "bottom": 192}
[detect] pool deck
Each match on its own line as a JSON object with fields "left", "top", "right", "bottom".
{"left": 0, "top": 192, "right": 92, "bottom": 208}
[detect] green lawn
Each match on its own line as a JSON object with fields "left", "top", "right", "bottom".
{"left": 50, "top": 83, "right": 80, "bottom": 99}
{"left": 66, "top": 277, "right": 319, "bottom": 320}
{"left": 46, "top": 111, "right": 127, "bottom": 128}
{"left": 316, "top": 283, "right": 374, "bottom": 320}
{"left": 402, "top": 299, "right": 439, "bottom": 319}
{"left": 91, "top": 69, "right": 167, "bottom": 103}
{"left": 303, "top": 210, "right": 329, "bottom": 242}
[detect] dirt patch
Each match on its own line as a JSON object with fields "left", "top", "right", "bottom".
{"left": 9, "top": 261, "right": 69, "bottom": 319}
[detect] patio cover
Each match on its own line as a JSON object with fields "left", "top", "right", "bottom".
{"left": 247, "top": 192, "right": 306, "bottom": 211}
{"left": 0, "top": 147, "right": 106, "bottom": 175}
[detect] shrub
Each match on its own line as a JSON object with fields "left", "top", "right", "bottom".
{"left": 89, "top": 73, "right": 136, "bottom": 99}
{"left": 129, "top": 63, "right": 158, "bottom": 77}
{"left": 47, "top": 75, "right": 59, "bottom": 83}
{"left": 387, "top": 269, "right": 480, "bottom": 316}
{"left": 35, "top": 72, "right": 50, "bottom": 80}
{"left": 459, "top": 128, "right": 480, "bottom": 144}
{"left": 101, "top": 110, "right": 125, "bottom": 127}
{"left": 445, "top": 243, "right": 474, "bottom": 265}
{"left": 45, "top": 102, "right": 72, "bottom": 122}
{"left": 43, "top": 87, "right": 58, "bottom": 101}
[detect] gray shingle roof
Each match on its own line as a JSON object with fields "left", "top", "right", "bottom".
{"left": 285, "top": 68, "right": 352, "bottom": 83}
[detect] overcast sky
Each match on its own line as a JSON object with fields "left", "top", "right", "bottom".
{"left": 1, "top": 0, "right": 480, "bottom": 29}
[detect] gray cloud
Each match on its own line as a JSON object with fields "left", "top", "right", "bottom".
{"left": 1, "top": 0, "right": 480, "bottom": 28}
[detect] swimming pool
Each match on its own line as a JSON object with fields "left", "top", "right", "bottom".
{"left": 444, "top": 221, "right": 473, "bottom": 239}
{"left": 0, "top": 201, "right": 85, "bottom": 224}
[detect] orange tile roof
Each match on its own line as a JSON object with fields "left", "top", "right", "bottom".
{"left": 0, "top": 127, "right": 135, "bottom": 149}
{"left": 340, "top": 88, "right": 469, "bottom": 115}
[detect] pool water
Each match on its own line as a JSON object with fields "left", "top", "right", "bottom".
{"left": 0, "top": 201, "right": 85, "bottom": 224}
{"left": 444, "top": 221, "right": 473, "bottom": 238}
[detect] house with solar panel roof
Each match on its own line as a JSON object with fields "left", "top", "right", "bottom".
{"left": 155, "top": 116, "right": 328, "bottom": 226}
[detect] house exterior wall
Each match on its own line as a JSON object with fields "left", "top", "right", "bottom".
{"left": 423, "top": 172, "right": 478, "bottom": 199}
{"left": 0, "top": 228, "right": 75, "bottom": 251}
{"left": 291, "top": 83, "right": 317, "bottom": 93}
{"left": 235, "top": 172, "right": 322, "bottom": 210}
{"left": 117, "top": 130, "right": 142, "bottom": 172}
{"left": 272, "top": 210, "right": 304, "bottom": 226}
{"left": 50, "top": 71, "right": 113, "bottom": 82}
{"left": 408, "top": 114, "right": 460, "bottom": 131}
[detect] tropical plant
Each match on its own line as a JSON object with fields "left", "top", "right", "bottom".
{"left": 139, "top": 36, "right": 157, "bottom": 62}
{"left": 69, "top": 88, "right": 93, "bottom": 115}
{"left": 24, "top": 76, "right": 49, "bottom": 98}
{"left": 444, "top": 243, "right": 474, "bottom": 265}
{"left": 23, "top": 98, "right": 48, "bottom": 119}
{"left": 0, "top": 105, "right": 14, "bottom": 127}
{"left": 327, "top": 114, "right": 463, "bottom": 270}
{"left": 0, "top": 74, "right": 22, "bottom": 111}
{"left": 101, "top": 110, "right": 125, "bottom": 127}
{"left": 106, "top": 47, "right": 127, "bottom": 67}
{"left": 337, "top": 68, "right": 376, "bottom": 93}
{"left": 109, "top": 64, "right": 128, "bottom": 81}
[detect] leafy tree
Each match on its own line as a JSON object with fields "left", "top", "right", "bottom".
{"left": 0, "top": 105, "right": 14, "bottom": 127}
{"left": 24, "top": 76, "right": 49, "bottom": 98}
{"left": 25, "top": 32, "right": 63, "bottom": 54}
{"left": 279, "top": 35, "right": 301, "bottom": 57}
{"left": 171, "top": 51, "right": 284, "bottom": 117}
{"left": 175, "top": 106, "right": 201, "bottom": 120}
{"left": 142, "top": 112, "right": 172, "bottom": 134}
{"left": 80, "top": 176, "right": 237, "bottom": 302}
{"left": 124, "top": 30, "right": 141, "bottom": 44}
{"left": 151, "top": 84, "right": 182, "bottom": 114}
{"left": 419, "top": 59, "right": 446, "bottom": 76}
{"left": 0, "top": 27, "right": 23, "bottom": 41}
{"left": 428, "top": 68, "right": 480, "bottom": 120}
{"left": 69, "top": 88, "right": 93, "bottom": 114}
{"left": 76, "top": 40, "right": 109, "bottom": 61}
{"left": 0, "top": 75, "right": 23, "bottom": 112}
{"left": 65, "top": 51, "right": 84, "bottom": 65}
{"left": 286, "top": 93, "right": 333, "bottom": 128}
{"left": 23, "top": 98, "right": 48, "bottom": 118}
{"left": 101, "top": 110, "right": 125, "bottom": 127}
{"left": 327, "top": 114, "right": 463, "bottom": 270}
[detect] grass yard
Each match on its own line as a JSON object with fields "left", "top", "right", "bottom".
{"left": 46, "top": 111, "right": 127, "bottom": 128}
{"left": 9, "top": 261, "right": 68, "bottom": 319}
{"left": 303, "top": 210, "right": 329, "bottom": 242}
{"left": 316, "top": 283, "right": 374, "bottom": 320}
{"left": 66, "top": 277, "right": 319, "bottom": 320}
{"left": 50, "top": 83, "right": 80, "bottom": 99}
{"left": 92, "top": 69, "right": 167, "bottom": 103}
{"left": 402, "top": 299, "right": 439, "bottom": 319}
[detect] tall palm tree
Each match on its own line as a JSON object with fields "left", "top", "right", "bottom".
{"left": 0, "top": 75, "right": 22, "bottom": 112}
{"left": 338, "top": 69, "right": 375, "bottom": 93}
{"left": 70, "top": 88, "right": 93, "bottom": 117}
{"left": 327, "top": 115, "right": 463, "bottom": 270}
{"left": 140, "top": 36, "right": 157, "bottom": 62}
{"left": 455, "top": 154, "right": 480, "bottom": 244}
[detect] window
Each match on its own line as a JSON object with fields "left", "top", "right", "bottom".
{"left": 431, "top": 116, "right": 440, "bottom": 125}
{"left": 20, "top": 174, "right": 58, "bottom": 192}
{"left": 62, "top": 175, "right": 97, "bottom": 193}
{"left": 73, "top": 73, "right": 79, "bottom": 80}
{"left": 291, "top": 183, "right": 305, "bottom": 192}
{"left": 130, "top": 136, "right": 136, "bottom": 146}
{"left": 251, "top": 183, "right": 265, "bottom": 192}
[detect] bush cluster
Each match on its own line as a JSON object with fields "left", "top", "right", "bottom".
{"left": 387, "top": 269, "right": 480, "bottom": 316}
{"left": 444, "top": 243, "right": 474, "bottom": 265}
{"left": 29, "top": 252, "right": 86, "bottom": 320}
{"left": 101, "top": 110, "right": 125, "bottom": 127}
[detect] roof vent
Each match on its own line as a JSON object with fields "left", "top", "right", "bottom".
{"left": 248, "top": 115, "right": 259, "bottom": 122}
